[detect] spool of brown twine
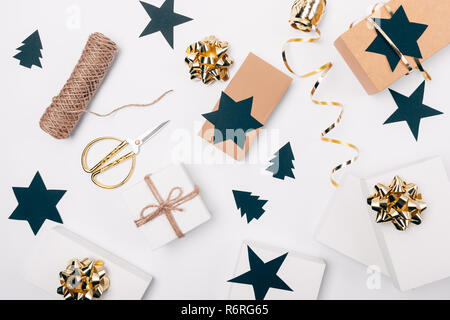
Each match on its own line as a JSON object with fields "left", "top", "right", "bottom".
{"left": 39, "top": 32, "right": 172, "bottom": 139}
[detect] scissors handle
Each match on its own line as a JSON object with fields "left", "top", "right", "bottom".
{"left": 81, "top": 137, "right": 136, "bottom": 189}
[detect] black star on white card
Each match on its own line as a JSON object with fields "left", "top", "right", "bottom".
{"left": 9, "top": 172, "right": 66, "bottom": 235}
{"left": 366, "top": 5, "right": 428, "bottom": 71}
{"left": 202, "top": 92, "right": 263, "bottom": 149}
{"left": 384, "top": 81, "right": 442, "bottom": 140}
{"left": 139, "top": 0, "right": 192, "bottom": 48}
{"left": 228, "top": 246, "right": 293, "bottom": 300}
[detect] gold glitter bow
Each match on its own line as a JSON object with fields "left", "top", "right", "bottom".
{"left": 185, "top": 36, "right": 233, "bottom": 85}
{"left": 282, "top": 0, "right": 359, "bottom": 187}
{"left": 57, "top": 258, "right": 110, "bottom": 300}
{"left": 367, "top": 176, "right": 427, "bottom": 231}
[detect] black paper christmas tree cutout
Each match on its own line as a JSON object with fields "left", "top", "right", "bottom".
{"left": 9, "top": 172, "right": 66, "bottom": 235}
{"left": 384, "top": 81, "right": 442, "bottom": 140}
{"left": 202, "top": 92, "right": 263, "bottom": 149}
{"left": 232, "top": 190, "right": 268, "bottom": 223}
{"left": 366, "top": 5, "right": 428, "bottom": 72}
{"left": 13, "top": 30, "right": 43, "bottom": 69}
{"left": 266, "top": 142, "right": 295, "bottom": 180}
{"left": 139, "top": 0, "right": 193, "bottom": 48}
{"left": 228, "top": 245, "right": 293, "bottom": 300}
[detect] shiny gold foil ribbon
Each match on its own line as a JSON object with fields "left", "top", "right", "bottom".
{"left": 351, "top": 2, "right": 431, "bottom": 80}
{"left": 367, "top": 176, "right": 427, "bottom": 231}
{"left": 57, "top": 258, "right": 110, "bottom": 300}
{"left": 282, "top": 0, "right": 359, "bottom": 187}
{"left": 185, "top": 36, "right": 233, "bottom": 85}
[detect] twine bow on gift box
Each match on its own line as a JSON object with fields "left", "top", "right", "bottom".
{"left": 134, "top": 174, "right": 200, "bottom": 238}
{"left": 367, "top": 176, "right": 427, "bottom": 231}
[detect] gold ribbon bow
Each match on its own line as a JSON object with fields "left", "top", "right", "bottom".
{"left": 185, "top": 35, "right": 233, "bottom": 85}
{"left": 282, "top": 0, "right": 359, "bottom": 187}
{"left": 57, "top": 258, "right": 109, "bottom": 300}
{"left": 367, "top": 176, "right": 427, "bottom": 231}
{"left": 134, "top": 174, "right": 200, "bottom": 238}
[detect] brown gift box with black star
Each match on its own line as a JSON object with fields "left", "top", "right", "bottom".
{"left": 334, "top": 0, "right": 450, "bottom": 95}
{"left": 199, "top": 53, "right": 292, "bottom": 161}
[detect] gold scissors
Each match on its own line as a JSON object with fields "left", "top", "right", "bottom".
{"left": 81, "top": 120, "right": 170, "bottom": 189}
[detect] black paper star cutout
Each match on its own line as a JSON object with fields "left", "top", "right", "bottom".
{"left": 9, "top": 172, "right": 66, "bottom": 235}
{"left": 228, "top": 246, "right": 292, "bottom": 300}
{"left": 384, "top": 81, "right": 442, "bottom": 140}
{"left": 366, "top": 5, "right": 428, "bottom": 71}
{"left": 202, "top": 92, "right": 263, "bottom": 149}
{"left": 139, "top": 0, "right": 192, "bottom": 48}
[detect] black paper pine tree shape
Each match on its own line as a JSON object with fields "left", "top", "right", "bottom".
{"left": 266, "top": 142, "right": 295, "bottom": 180}
{"left": 14, "top": 30, "right": 43, "bottom": 69}
{"left": 9, "top": 171, "right": 66, "bottom": 235}
{"left": 232, "top": 190, "right": 268, "bottom": 223}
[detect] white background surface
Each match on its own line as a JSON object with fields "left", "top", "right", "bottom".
{"left": 1, "top": 0, "right": 450, "bottom": 299}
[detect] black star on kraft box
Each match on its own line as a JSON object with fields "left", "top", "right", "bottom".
{"left": 266, "top": 142, "right": 295, "bottom": 180}
{"left": 9, "top": 172, "right": 66, "bottom": 235}
{"left": 202, "top": 92, "right": 263, "bottom": 149}
{"left": 228, "top": 246, "right": 292, "bottom": 300}
{"left": 139, "top": 0, "right": 192, "bottom": 48}
{"left": 334, "top": 0, "right": 450, "bottom": 94}
{"left": 232, "top": 190, "right": 268, "bottom": 223}
{"left": 384, "top": 81, "right": 442, "bottom": 140}
{"left": 199, "top": 53, "right": 292, "bottom": 161}
{"left": 14, "top": 30, "right": 43, "bottom": 69}
{"left": 366, "top": 5, "right": 427, "bottom": 72}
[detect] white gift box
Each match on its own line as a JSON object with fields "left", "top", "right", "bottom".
{"left": 362, "top": 157, "right": 450, "bottom": 291}
{"left": 316, "top": 157, "right": 450, "bottom": 291}
{"left": 24, "top": 226, "right": 153, "bottom": 300}
{"left": 228, "top": 241, "right": 326, "bottom": 300}
{"left": 315, "top": 174, "right": 389, "bottom": 276}
{"left": 123, "top": 164, "right": 211, "bottom": 249}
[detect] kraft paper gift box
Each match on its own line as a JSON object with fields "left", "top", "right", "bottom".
{"left": 228, "top": 241, "right": 326, "bottom": 300}
{"left": 335, "top": 0, "right": 450, "bottom": 95}
{"left": 24, "top": 226, "right": 153, "bottom": 300}
{"left": 316, "top": 157, "right": 450, "bottom": 291}
{"left": 199, "top": 52, "right": 292, "bottom": 161}
{"left": 123, "top": 163, "right": 210, "bottom": 249}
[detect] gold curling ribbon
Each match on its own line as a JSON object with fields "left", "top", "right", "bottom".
{"left": 282, "top": 0, "right": 359, "bottom": 187}
{"left": 185, "top": 36, "right": 233, "bottom": 85}
{"left": 57, "top": 258, "right": 110, "bottom": 300}
{"left": 350, "top": 2, "right": 431, "bottom": 80}
{"left": 367, "top": 176, "right": 427, "bottom": 231}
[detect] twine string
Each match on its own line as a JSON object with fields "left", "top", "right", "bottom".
{"left": 69, "top": 89, "right": 174, "bottom": 117}
{"left": 39, "top": 33, "right": 172, "bottom": 139}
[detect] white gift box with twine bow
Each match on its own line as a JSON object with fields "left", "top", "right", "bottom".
{"left": 123, "top": 164, "right": 211, "bottom": 249}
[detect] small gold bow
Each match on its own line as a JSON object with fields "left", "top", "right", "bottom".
{"left": 185, "top": 35, "right": 233, "bottom": 85}
{"left": 367, "top": 176, "right": 427, "bottom": 231}
{"left": 57, "top": 258, "right": 109, "bottom": 300}
{"left": 134, "top": 174, "right": 199, "bottom": 238}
